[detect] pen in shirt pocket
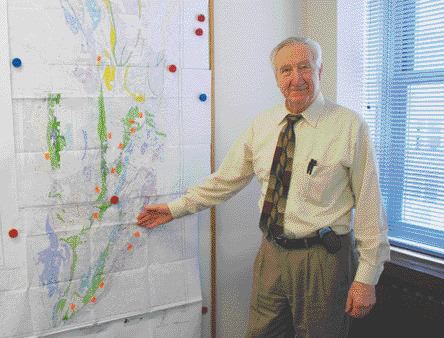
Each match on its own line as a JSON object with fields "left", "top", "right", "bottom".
{"left": 306, "top": 159, "right": 317, "bottom": 175}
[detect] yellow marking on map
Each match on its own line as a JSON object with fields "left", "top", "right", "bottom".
{"left": 103, "top": 65, "right": 116, "bottom": 91}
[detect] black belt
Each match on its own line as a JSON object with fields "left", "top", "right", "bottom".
{"left": 273, "top": 235, "right": 321, "bottom": 250}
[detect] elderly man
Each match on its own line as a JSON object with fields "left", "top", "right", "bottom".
{"left": 137, "top": 37, "right": 390, "bottom": 337}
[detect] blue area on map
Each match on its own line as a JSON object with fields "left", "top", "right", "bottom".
{"left": 85, "top": 0, "right": 102, "bottom": 29}
{"left": 81, "top": 129, "right": 88, "bottom": 160}
{"left": 109, "top": 225, "right": 121, "bottom": 243}
{"left": 37, "top": 216, "right": 71, "bottom": 297}
{"left": 64, "top": 123, "right": 73, "bottom": 149}
{"left": 79, "top": 267, "right": 92, "bottom": 292}
{"left": 140, "top": 142, "right": 148, "bottom": 155}
{"left": 115, "top": 141, "right": 135, "bottom": 194}
{"left": 50, "top": 131, "right": 57, "bottom": 146}
{"left": 61, "top": 5, "right": 82, "bottom": 35}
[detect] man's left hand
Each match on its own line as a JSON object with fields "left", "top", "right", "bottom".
{"left": 345, "top": 281, "right": 376, "bottom": 318}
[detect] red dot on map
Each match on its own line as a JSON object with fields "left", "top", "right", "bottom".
{"left": 195, "top": 28, "right": 203, "bottom": 36}
{"left": 110, "top": 195, "right": 119, "bottom": 205}
{"left": 99, "top": 281, "right": 105, "bottom": 289}
{"left": 197, "top": 14, "right": 205, "bottom": 22}
{"left": 90, "top": 296, "right": 96, "bottom": 303}
{"left": 8, "top": 228, "right": 19, "bottom": 238}
{"left": 168, "top": 64, "right": 177, "bottom": 73}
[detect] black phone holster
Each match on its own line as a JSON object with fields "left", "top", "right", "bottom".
{"left": 318, "top": 227, "right": 342, "bottom": 254}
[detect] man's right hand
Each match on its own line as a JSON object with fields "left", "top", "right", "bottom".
{"left": 136, "top": 204, "right": 173, "bottom": 229}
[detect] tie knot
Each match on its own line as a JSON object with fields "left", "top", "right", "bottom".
{"left": 286, "top": 114, "right": 302, "bottom": 125}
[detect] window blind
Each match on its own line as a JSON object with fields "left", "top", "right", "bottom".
{"left": 363, "top": 0, "right": 444, "bottom": 258}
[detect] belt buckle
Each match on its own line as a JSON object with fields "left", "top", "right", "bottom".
{"left": 303, "top": 238, "right": 309, "bottom": 248}
{"left": 275, "top": 236, "right": 288, "bottom": 248}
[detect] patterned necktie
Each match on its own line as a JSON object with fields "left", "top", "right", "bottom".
{"left": 259, "top": 114, "right": 302, "bottom": 241}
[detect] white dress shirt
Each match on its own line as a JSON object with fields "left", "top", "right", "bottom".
{"left": 168, "top": 93, "right": 390, "bottom": 285}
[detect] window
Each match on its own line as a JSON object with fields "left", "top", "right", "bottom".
{"left": 363, "top": 0, "right": 444, "bottom": 258}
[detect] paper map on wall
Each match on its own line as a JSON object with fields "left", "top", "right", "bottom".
{"left": 0, "top": 1, "right": 210, "bottom": 337}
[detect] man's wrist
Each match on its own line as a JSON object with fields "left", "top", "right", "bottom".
{"left": 354, "top": 262, "right": 383, "bottom": 285}
{"left": 167, "top": 198, "right": 188, "bottom": 219}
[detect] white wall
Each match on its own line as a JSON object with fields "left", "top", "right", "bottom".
{"left": 213, "top": 1, "right": 302, "bottom": 337}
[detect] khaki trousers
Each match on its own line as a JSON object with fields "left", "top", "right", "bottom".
{"left": 244, "top": 233, "right": 357, "bottom": 338}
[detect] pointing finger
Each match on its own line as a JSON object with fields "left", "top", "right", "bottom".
{"left": 144, "top": 205, "right": 160, "bottom": 211}
{"left": 137, "top": 214, "right": 154, "bottom": 226}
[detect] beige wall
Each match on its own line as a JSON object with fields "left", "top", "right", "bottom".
{"left": 212, "top": 1, "right": 302, "bottom": 337}
{"left": 210, "top": 1, "right": 339, "bottom": 337}
{"left": 303, "top": 0, "right": 337, "bottom": 101}
{"left": 337, "top": 0, "right": 365, "bottom": 111}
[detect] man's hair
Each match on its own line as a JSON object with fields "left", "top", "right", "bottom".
{"left": 270, "top": 37, "right": 322, "bottom": 74}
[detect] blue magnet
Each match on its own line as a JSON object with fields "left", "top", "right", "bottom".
{"left": 199, "top": 93, "right": 207, "bottom": 102}
{"left": 12, "top": 58, "right": 22, "bottom": 68}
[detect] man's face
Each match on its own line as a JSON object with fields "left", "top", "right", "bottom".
{"left": 274, "top": 43, "right": 322, "bottom": 111}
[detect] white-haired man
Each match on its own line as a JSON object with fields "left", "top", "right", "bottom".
{"left": 137, "top": 37, "right": 390, "bottom": 337}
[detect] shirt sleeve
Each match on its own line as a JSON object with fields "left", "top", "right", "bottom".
{"left": 167, "top": 126, "right": 255, "bottom": 218}
{"left": 350, "top": 119, "right": 391, "bottom": 285}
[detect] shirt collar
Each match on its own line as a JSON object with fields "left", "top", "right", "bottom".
{"left": 277, "top": 92, "right": 325, "bottom": 128}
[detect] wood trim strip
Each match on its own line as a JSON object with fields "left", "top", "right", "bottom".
{"left": 209, "top": 0, "right": 216, "bottom": 337}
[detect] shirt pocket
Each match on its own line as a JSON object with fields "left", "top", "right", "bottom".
{"left": 298, "top": 161, "right": 347, "bottom": 207}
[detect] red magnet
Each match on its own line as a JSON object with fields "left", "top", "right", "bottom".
{"left": 9, "top": 228, "right": 19, "bottom": 238}
{"left": 195, "top": 28, "right": 204, "bottom": 36}
{"left": 110, "top": 195, "right": 119, "bottom": 205}
{"left": 197, "top": 14, "right": 205, "bottom": 22}
{"left": 168, "top": 64, "right": 177, "bottom": 73}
